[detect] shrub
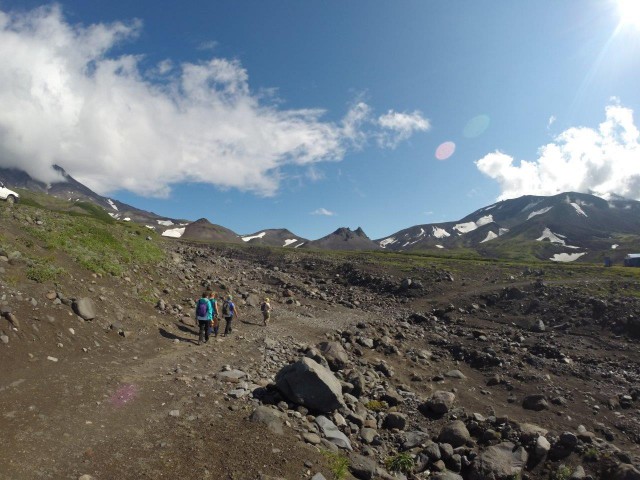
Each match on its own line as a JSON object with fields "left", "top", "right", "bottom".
{"left": 385, "top": 452, "right": 414, "bottom": 474}
{"left": 321, "top": 450, "right": 349, "bottom": 480}
{"left": 365, "top": 400, "right": 388, "bottom": 412}
{"left": 550, "top": 465, "right": 572, "bottom": 480}
{"left": 26, "top": 260, "right": 65, "bottom": 283}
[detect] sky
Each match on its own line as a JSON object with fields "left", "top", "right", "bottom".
{"left": 0, "top": 0, "right": 640, "bottom": 239}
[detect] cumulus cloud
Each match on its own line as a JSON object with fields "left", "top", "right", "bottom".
{"left": 376, "top": 110, "right": 431, "bottom": 148}
{"left": 0, "top": 6, "right": 428, "bottom": 197}
{"left": 476, "top": 104, "right": 640, "bottom": 200}
{"left": 311, "top": 208, "right": 335, "bottom": 216}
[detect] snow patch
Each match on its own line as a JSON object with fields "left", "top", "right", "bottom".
{"left": 418, "top": 228, "right": 425, "bottom": 237}
{"left": 570, "top": 202, "right": 588, "bottom": 217}
{"left": 107, "top": 199, "right": 118, "bottom": 211}
{"left": 108, "top": 212, "right": 119, "bottom": 219}
{"left": 123, "top": 217, "right": 131, "bottom": 222}
{"left": 436, "top": 245, "right": 444, "bottom": 249}
{"left": 612, "top": 244, "right": 619, "bottom": 249}
{"left": 480, "top": 231, "right": 498, "bottom": 243}
{"left": 453, "top": 222, "right": 478, "bottom": 234}
{"left": 145, "top": 225, "right": 155, "bottom": 230}
{"left": 527, "top": 207, "right": 552, "bottom": 220}
{"left": 157, "top": 220, "right": 174, "bottom": 226}
{"left": 498, "top": 228, "right": 509, "bottom": 236}
{"left": 536, "top": 228, "right": 566, "bottom": 245}
{"left": 162, "top": 227, "right": 185, "bottom": 238}
{"left": 432, "top": 227, "right": 450, "bottom": 238}
{"left": 294, "top": 242, "right": 305, "bottom": 248}
{"left": 476, "top": 215, "right": 494, "bottom": 226}
{"left": 283, "top": 239, "right": 298, "bottom": 247}
{"left": 380, "top": 237, "right": 397, "bottom": 248}
{"left": 242, "top": 232, "right": 266, "bottom": 242}
{"left": 550, "top": 252, "right": 586, "bottom": 262}
{"left": 522, "top": 200, "right": 542, "bottom": 212}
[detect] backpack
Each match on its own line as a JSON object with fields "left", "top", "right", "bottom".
{"left": 261, "top": 302, "right": 266, "bottom": 312}
{"left": 196, "top": 299, "right": 209, "bottom": 319}
{"left": 222, "top": 301, "right": 231, "bottom": 317}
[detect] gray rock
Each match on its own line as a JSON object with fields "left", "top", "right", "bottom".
{"left": 535, "top": 436, "right": 551, "bottom": 458}
{"left": 522, "top": 394, "right": 548, "bottom": 411}
{"left": 349, "top": 453, "right": 377, "bottom": 480}
{"left": 438, "top": 421, "right": 470, "bottom": 448}
{"left": 275, "top": 358, "right": 345, "bottom": 413}
{"left": 613, "top": 464, "right": 640, "bottom": 480}
{"left": 530, "top": 319, "right": 546, "bottom": 332}
{"left": 72, "top": 297, "right": 96, "bottom": 320}
{"left": 318, "top": 341, "right": 349, "bottom": 371}
{"left": 445, "top": 370, "right": 466, "bottom": 379}
{"left": 421, "top": 391, "right": 456, "bottom": 415}
{"left": 217, "top": 370, "right": 248, "bottom": 382}
{"left": 315, "top": 415, "right": 352, "bottom": 450}
{"left": 303, "top": 432, "right": 322, "bottom": 445}
{"left": 360, "top": 427, "right": 378, "bottom": 444}
{"left": 402, "top": 431, "right": 429, "bottom": 450}
{"left": 0, "top": 335, "right": 8, "bottom": 344}
{"left": 470, "top": 442, "right": 528, "bottom": 480}
{"left": 382, "top": 412, "right": 407, "bottom": 430}
{"left": 249, "top": 406, "right": 284, "bottom": 435}
{"left": 570, "top": 465, "right": 586, "bottom": 480}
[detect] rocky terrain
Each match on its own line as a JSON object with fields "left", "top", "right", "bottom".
{"left": 1, "top": 200, "right": 640, "bottom": 480}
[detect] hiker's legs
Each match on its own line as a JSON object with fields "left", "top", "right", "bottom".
{"left": 198, "top": 321, "right": 207, "bottom": 344}
{"left": 213, "top": 320, "right": 219, "bottom": 336}
{"left": 224, "top": 317, "right": 233, "bottom": 335}
{"left": 204, "top": 321, "right": 211, "bottom": 342}
{"left": 263, "top": 312, "right": 270, "bottom": 325}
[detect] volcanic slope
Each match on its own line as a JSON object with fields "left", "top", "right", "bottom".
{"left": 303, "top": 227, "right": 381, "bottom": 251}
{"left": 378, "top": 192, "right": 640, "bottom": 262}
{"left": 241, "top": 228, "right": 307, "bottom": 248}
{"left": 1, "top": 199, "right": 640, "bottom": 479}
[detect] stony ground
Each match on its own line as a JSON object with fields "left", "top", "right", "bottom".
{"left": 1, "top": 212, "right": 640, "bottom": 480}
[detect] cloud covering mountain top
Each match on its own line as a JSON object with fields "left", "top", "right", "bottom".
{"left": 0, "top": 5, "right": 428, "bottom": 198}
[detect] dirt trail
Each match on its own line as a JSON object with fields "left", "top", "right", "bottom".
{"left": 0, "top": 306, "right": 359, "bottom": 480}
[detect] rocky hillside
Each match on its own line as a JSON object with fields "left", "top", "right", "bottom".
{"left": 241, "top": 228, "right": 307, "bottom": 248}
{"left": 378, "top": 192, "right": 640, "bottom": 263}
{"left": 1, "top": 197, "right": 640, "bottom": 479}
{"left": 303, "top": 227, "right": 382, "bottom": 251}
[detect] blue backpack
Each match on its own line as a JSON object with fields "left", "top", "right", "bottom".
{"left": 196, "top": 299, "right": 209, "bottom": 319}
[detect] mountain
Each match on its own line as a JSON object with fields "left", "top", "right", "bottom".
{"left": 303, "top": 227, "right": 381, "bottom": 251}
{"left": 0, "top": 165, "right": 187, "bottom": 234}
{"left": 180, "top": 218, "right": 242, "bottom": 243}
{"left": 241, "top": 229, "right": 307, "bottom": 248}
{"left": 377, "top": 192, "right": 640, "bottom": 263}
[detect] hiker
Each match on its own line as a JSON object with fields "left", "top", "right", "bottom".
{"left": 261, "top": 297, "right": 272, "bottom": 326}
{"left": 222, "top": 295, "right": 239, "bottom": 336}
{"left": 195, "top": 291, "right": 213, "bottom": 345}
{"left": 209, "top": 291, "right": 221, "bottom": 337}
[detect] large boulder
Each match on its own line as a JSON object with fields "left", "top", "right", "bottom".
{"left": 275, "top": 358, "right": 345, "bottom": 413}
{"left": 420, "top": 391, "right": 456, "bottom": 416}
{"left": 318, "top": 341, "right": 349, "bottom": 371}
{"left": 437, "top": 420, "right": 470, "bottom": 448}
{"left": 470, "top": 442, "right": 528, "bottom": 480}
{"left": 73, "top": 297, "right": 96, "bottom": 320}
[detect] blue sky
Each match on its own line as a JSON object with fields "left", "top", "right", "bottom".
{"left": 1, "top": 1, "right": 640, "bottom": 239}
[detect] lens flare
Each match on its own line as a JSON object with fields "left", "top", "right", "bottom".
{"left": 435, "top": 141, "right": 456, "bottom": 160}
{"left": 463, "top": 115, "right": 490, "bottom": 138}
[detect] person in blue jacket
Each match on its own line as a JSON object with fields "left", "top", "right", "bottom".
{"left": 195, "top": 291, "right": 213, "bottom": 345}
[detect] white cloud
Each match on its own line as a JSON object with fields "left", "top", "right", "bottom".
{"left": 0, "top": 6, "right": 428, "bottom": 197}
{"left": 311, "top": 208, "right": 335, "bottom": 216}
{"left": 376, "top": 110, "right": 431, "bottom": 148}
{"left": 476, "top": 104, "right": 640, "bottom": 200}
{"left": 547, "top": 115, "right": 556, "bottom": 128}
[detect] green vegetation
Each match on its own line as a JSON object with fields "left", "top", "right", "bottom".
{"left": 26, "top": 258, "right": 65, "bottom": 283}
{"left": 2, "top": 190, "right": 165, "bottom": 278}
{"left": 321, "top": 450, "right": 350, "bottom": 480}
{"left": 583, "top": 447, "right": 599, "bottom": 461}
{"left": 385, "top": 452, "right": 414, "bottom": 474}
{"left": 550, "top": 465, "right": 572, "bottom": 480}
{"left": 364, "top": 400, "right": 388, "bottom": 412}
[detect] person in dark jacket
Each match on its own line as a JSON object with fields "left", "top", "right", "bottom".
{"left": 222, "top": 295, "right": 239, "bottom": 337}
